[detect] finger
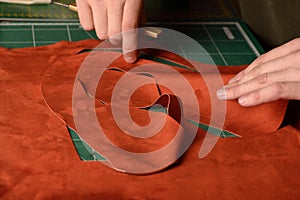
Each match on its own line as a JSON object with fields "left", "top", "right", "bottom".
{"left": 251, "top": 38, "right": 300, "bottom": 68}
{"left": 229, "top": 38, "right": 300, "bottom": 83}
{"left": 107, "top": 1, "right": 124, "bottom": 45}
{"left": 122, "top": 29, "right": 138, "bottom": 63}
{"left": 122, "top": 0, "right": 143, "bottom": 63}
{"left": 90, "top": 0, "right": 108, "bottom": 40}
{"left": 76, "top": 0, "right": 94, "bottom": 30}
{"left": 237, "top": 82, "right": 300, "bottom": 107}
{"left": 227, "top": 50, "right": 300, "bottom": 87}
{"left": 218, "top": 68, "right": 300, "bottom": 100}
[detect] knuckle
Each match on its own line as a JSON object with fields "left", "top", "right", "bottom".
{"left": 257, "top": 73, "right": 269, "bottom": 84}
{"left": 235, "top": 79, "right": 242, "bottom": 87}
{"left": 252, "top": 65, "right": 262, "bottom": 77}
{"left": 272, "top": 82, "right": 286, "bottom": 98}
{"left": 255, "top": 53, "right": 267, "bottom": 64}
{"left": 249, "top": 91, "right": 261, "bottom": 102}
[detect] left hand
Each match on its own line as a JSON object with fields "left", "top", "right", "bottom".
{"left": 216, "top": 38, "right": 300, "bottom": 107}
{"left": 76, "top": 0, "right": 144, "bottom": 63}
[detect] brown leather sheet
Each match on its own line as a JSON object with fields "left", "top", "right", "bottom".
{"left": 0, "top": 40, "right": 299, "bottom": 199}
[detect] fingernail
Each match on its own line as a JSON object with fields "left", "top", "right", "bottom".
{"left": 238, "top": 97, "right": 247, "bottom": 106}
{"left": 124, "top": 56, "right": 135, "bottom": 63}
{"left": 216, "top": 88, "right": 226, "bottom": 100}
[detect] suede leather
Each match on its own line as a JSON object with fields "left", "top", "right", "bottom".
{"left": 0, "top": 40, "right": 299, "bottom": 199}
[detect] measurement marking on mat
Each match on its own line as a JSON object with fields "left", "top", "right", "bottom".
{"left": 222, "top": 27, "right": 235, "bottom": 40}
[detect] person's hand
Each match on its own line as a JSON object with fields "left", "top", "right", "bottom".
{"left": 76, "top": 0, "right": 144, "bottom": 63}
{"left": 217, "top": 38, "right": 300, "bottom": 106}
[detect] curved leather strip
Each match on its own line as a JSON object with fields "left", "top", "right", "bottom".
{"left": 42, "top": 55, "right": 198, "bottom": 173}
{"left": 103, "top": 56, "right": 287, "bottom": 135}
{"left": 41, "top": 44, "right": 288, "bottom": 174}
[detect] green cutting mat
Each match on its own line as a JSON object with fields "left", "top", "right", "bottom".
{"left": 0, "top": 0, "right": 78, "bottom": 20}
{"left": 0, "top": 21, "right": 264, "bottom": 161}
{"left": 0, "top": 22, "right": 97, "bottom": 47}
{"left": 0, "top": 21, "right": 264, "bottom": 65}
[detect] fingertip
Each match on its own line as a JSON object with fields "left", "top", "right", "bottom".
{"left": 76, "top": 0, "right": 95, "bottom": 31}
{"left": 96, "top": 32, "right": 108, "bottom": 40}
{"left": 81, "top": 23, "right": 94, "bottom": 31}
{"left": 238, "top": 96, "right": 248, "bottom": 106}
{"left": 124, "top": 49, "right": 138, "bottom": 63}
{"left": 216, "top": 88, "right": 226, "bottom": 100}
{"left": 124, "top": 55, "right": 137, "bottom": 63}
{"left": 238, "top": 94, "right": 261, "bottom": 107}
{"left": 109, "top": 34, "right": 122, "bottom": 46}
